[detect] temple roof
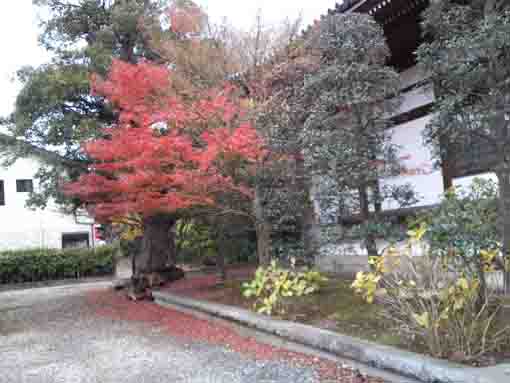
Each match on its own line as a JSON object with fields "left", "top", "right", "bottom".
{"left": 324, "top": 0, "right": 431, "bottom": 70}
{"left": 327, "top": 0, "right": 429, "bottom": 24}
{"left": 329, "top": 0, "right": 364, "bottom": 14}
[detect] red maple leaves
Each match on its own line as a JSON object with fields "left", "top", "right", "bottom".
{"left": 66, "top": 59, "right": 264, "bottom": 220}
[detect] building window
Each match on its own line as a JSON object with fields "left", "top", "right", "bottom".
{"left": 62, "top": 233, "right": 90, "bottom": 249}
{"left": 16, "top": 179, "right": 33, "bottom": 193}
{"left": 0, "top": 180, "right": 4, "bottom": 205}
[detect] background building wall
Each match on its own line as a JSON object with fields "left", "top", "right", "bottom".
{"left": 314, "top": 66, "right": 500, "bottom": 273}
{"left": 0, "top": 156, "right": 94, "bottom": 251}
{"left": 382, "top": 114, "right": 444, "bottom": 209}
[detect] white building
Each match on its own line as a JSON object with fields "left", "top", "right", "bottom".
{"left": 0, "top": 154, "right": 96, "bottom": 251}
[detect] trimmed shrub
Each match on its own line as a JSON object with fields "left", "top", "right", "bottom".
{"left": 0, "top": 246, "right": 117, "bottom": 284}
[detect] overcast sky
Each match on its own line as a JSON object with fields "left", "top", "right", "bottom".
{"left": 0, "top": 0, "right": 338, "bottom": 118}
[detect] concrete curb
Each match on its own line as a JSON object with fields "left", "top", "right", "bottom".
{"left": 153, "top": 291, "right": 510, "bottom": 383}
{"left": 0, "top": 275, "right": 114, "bottom": 292}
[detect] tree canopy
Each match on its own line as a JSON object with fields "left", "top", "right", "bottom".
{"left": 65, "top": 59, "right": 263, "bottom": 221}
{"left": 1, "top": 0, "right": 169, "bottom": 208}
{"left": 63, "top": 58, "right": 263, "bottom": 293}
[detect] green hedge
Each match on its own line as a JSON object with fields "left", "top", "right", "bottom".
{"left": 0, "top": 246, "right": 117, "bottom": 284}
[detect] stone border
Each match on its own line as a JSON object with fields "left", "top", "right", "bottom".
{"left": 153, "top": 291, "right": 510, "bottom": 383}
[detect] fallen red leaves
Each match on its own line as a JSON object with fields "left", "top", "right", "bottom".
{"left": 165, "top": 267, "right": 254, "bottom": 299}
{"left": 86, "top": 288, "right": 385, "bottom": 382}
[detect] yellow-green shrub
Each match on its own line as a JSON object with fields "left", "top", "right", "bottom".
{"left": 242, "top": 260, "right": 327, "bottom": 315}
{"left": 352, "top": 227, "right": 509, "bottom": 361}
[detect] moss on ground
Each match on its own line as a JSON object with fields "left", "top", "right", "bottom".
{"left": 280, "top": 280, "right": 405, "bottom": 348}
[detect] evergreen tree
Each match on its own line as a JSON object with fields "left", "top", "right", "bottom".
{"left": 417, "top": 0, "right": 510, "bottom": 290}
{"left": 1, "top": 0, "right": 167, "bottom": 208}
{"left": 301, "top": 13, "right": 414, "bottom": 257}
{"left": 252, "top": 38, "right": 319, "bottom": 264}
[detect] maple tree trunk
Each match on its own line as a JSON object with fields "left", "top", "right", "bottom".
{"left": 136, "top": 214, "right": 175, "bottom": 273}
{"left": 131, "top": 214, "right": 183, "bottom": 296}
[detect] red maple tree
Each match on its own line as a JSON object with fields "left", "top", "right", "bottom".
{"left": 65, "top": 59, "right": 264, "bottom": 290}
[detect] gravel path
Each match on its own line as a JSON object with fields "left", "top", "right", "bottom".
{"left": 0, "top": 282, "right": 382, "bottom": 383}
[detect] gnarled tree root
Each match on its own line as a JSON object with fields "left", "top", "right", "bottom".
{"left": 115, "top": 266, "right": 185, "bottom": 301}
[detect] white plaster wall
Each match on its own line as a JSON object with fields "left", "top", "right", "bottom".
{"left": 391, "top": 84, "right": 434, "bottom": 117}
{"left": 383, "top": 114, "right": 445, "bottom": 209}
{"left": 0, "top": 156, "right": 94, "bottom": 250}
{"left": 316, "top": 238, "right": 429, "bottom": 274}
{"left": 399, "top": 66, "right": 427, "bottom": 88}
{"left": 453, "top": 172, "right": 498, "bottom": 190}
{"left": 382, "top": 66, "right": 440, "bottom": 209}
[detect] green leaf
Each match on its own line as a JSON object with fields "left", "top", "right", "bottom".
{"left": 413, "top": 312, "right": 430, "bottom": 329}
